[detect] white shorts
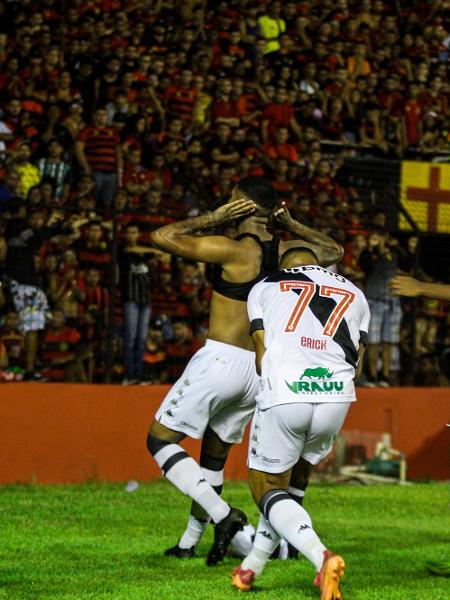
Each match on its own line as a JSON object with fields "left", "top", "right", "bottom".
{"left": 248, "top": 402, "right": 351, "bottom": 473}
{"left": 155, "top": 339, "right": 260, "bottom": 444}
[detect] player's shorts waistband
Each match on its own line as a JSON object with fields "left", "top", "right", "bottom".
{"left": 205, "top": 338, "right": 255, "bottom": 358}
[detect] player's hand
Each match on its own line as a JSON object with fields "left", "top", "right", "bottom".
{"left": 389, "top": 275, "right": 423, "bottom": 297}
{"left": 212, "top": 199, "right": 256, "bottom": 224}
{"left": 271, "top": 202, "right": 295, "bottom": 230}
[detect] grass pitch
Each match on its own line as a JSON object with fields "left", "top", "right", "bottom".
{"left": 0, "top": 482, "right": 448, "bottom": 599}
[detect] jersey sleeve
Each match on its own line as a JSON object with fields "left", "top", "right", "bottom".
{"left": 247, "top": 282, "right": 264, "bottom": 334}
{"left": 359, "top": 296, "right": 371, "bottom": 345}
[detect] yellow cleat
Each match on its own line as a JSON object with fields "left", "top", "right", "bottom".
{"left": 314, "top": 550, "right": 345, "bottom": 600}
{"left": 231, "top": 565, "right": 256, "bottom": 592}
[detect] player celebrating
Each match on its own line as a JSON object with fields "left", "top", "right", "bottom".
{"left": 232, "top": 247, "right": 370, "bottom": 598}
{"left": 146, "top": 178, "right": 343, "bottom": 564}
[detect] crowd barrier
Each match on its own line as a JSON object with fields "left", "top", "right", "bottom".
{"left": 1, "top": 385, "right": 448, "bottom": 484}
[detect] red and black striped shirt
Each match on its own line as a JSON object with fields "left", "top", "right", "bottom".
{"left": 78, "top": 126, "right": 120, "bottom": 172}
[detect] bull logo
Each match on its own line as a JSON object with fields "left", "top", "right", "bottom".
{"left": 300, "top": 367, "right": 333, "bottom": 380}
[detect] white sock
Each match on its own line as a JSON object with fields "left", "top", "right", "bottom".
{"left": 153, "top": 444, "right": 230, "bottom": 523}
{"left": 179, "top": 515, "right": 208, "bottom": 549}
{"left": 178, "top": 467, "right": 224, "bottom": 548}
{"left": 241, "top": 514, "right": 279, "bottom": 577}
{"left": 267, "top": 498, "right": 326, "bottom": 572}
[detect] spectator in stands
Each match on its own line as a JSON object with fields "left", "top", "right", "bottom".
{"left": 261, "top": 87, "right": 302, "bottom": 143}
{"left": 258, "top": 2, "right": 286, "bottom": 55}
{"left": 0, "top": 170, "right": 20, "bottom": 210}
{"left": 118, "top": 222, "right": 156, "bottom": 385}
{"left": 76, "top": 221, "right": 111, "bottom": 280}
{"left": 11, "top": 142, "right": 41, "bottom": 199}
{"left": 360, "top": 228, "right": 402, "bottom": 387}
{"left": 0, "top": 311, "right": 24, "bottom": 373}
{"left": 143, "top": 318, "right": 167, "bottom": 384}
{"left": 0, "top": 0, "right": 448, "bottom": 385}
{"left": 163, "top": 319, "right": 202, "bottom": 382}
{"left": 75, "top": 107, "right": 123, "bottom": 208}
{"left": 40, "top": 308, "right": 92, "bottom": 382}
{"left": 36, "top": 140, "right": 71, "bottom": 202}
{"left": 3, "top": 209, "right": 65, "bottom": 380}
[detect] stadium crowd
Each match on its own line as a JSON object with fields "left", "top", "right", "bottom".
{"left": 0, "top": 0, "right": 449, "bottom": 385}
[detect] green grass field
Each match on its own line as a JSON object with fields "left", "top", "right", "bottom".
{"left": 0, "top": 482, "right": 448, "bottom": 599}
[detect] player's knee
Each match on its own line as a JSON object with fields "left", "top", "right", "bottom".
{"left": 146, "top": 433, "right": 169, "bottom": 457}
{"left": 199, "top": 448, "right": 228, "bottom": 471}
{"left": 201, "top": 427, "right": 231, "bottom": 464}
{"left": 258, "top": 489, "right": 292, "bottom": 520}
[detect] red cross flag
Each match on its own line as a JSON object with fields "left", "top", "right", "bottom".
{"left": 400, "top": 162, "right": 450, "bottom": 233}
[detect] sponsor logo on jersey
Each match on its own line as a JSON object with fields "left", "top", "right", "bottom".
{"left": 285, "top": 366, "right": 344, "bottom": 394}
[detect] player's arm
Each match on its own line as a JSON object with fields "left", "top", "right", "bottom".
{"left": 274, "top": 202, "right": 344, "bottom": 267}
{"left": 150, "top": 199, "right": 256, "bottom": 263}
{"left": 248, "top": 282, "right": 265, "bottom": 375}
{"left": 355, "top": 300, "right": 370, "bottom": 382}
{"left": 251, "top": 329, "right": 266, "bottom": 376}
{"left": 355, "top": 343, "right": 366, "bottom": 382}
{"left": 390, "top": 275, "right": 450, "bottom": 301}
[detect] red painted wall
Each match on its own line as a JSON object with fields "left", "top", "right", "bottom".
{"left": 0, "top": 385, "right": 448, "bottom": 483}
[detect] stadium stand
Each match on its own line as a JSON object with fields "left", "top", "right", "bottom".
{"left": 0, "top": 0, "right": 449, "bottom": 385}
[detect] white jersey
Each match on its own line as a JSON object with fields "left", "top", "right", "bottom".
{"left": 247, "top": 265, "right": 371, "bottom": 409}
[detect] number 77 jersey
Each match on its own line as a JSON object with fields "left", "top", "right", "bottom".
{"left": 247, "top": 265, "right": 371, "bottom": 408}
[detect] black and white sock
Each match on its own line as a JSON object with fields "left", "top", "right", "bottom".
{"left": 241, "top": 513, "right": 279, "bottom": 576}
{"left": 260, "top": 490, "right": 326, "bottom": 572}
{"left": 152, "top": 443, "right": 229, "bottom": 524}
{"left": 178, "top": 467, "right": 224, "bottom": 549}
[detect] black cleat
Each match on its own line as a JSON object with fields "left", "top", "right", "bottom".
{"left": 164, "top": 544, "right": 196, "bottom": 558}
{"left": 206, "top": 507, "right": 248, "bottom": 566}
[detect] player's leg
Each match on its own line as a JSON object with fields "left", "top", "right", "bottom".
{"left": 233, "top": 403, "right": 348, "bottom": 598}
{"left": 165, "top": 345, "right": 259, "bottom": 563}
{"left": 203, "top": 355, "right": 261, "bottom": 566}
{"left": 147, "top": 420, "right": 233, "bottom": 526}
{"left": 289, "top": 457, "right": 312, "bottom": 505}
{"left": 168, "top": 426, "right": 232, "bottom": 556}
{"left": 232, "top": 404, "right": 302, "bottom": 590}
{"left": 148, "top": 342, "right": 250, "bottom": 561}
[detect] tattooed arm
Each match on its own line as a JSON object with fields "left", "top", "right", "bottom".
{"left": 274, "top": 202, "right": 344, "bottom": 267}
{"left": 150, "top": 199, "right": 256, "bottom": 263}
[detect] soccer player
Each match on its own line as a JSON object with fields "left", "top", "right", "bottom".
{"left": 232, "top": 247, "right": 370, "bottom": 597}
{"left": 146, "top": 178, "right": 343, "bottom": 564}
{"left": 390, "top": 275, "right": 450, "bottom": 301}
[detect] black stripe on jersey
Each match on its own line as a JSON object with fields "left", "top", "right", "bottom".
{"left": 265, "top": 270, "right": 358, "bottom": 368}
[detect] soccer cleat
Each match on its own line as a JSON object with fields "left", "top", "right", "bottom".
{"left": 231, "top": 565, "right": 255, "bottom": 591}
{"left": 164, "top": 544, "right": 196, "bottom": 558}
{"left": 313, "top": 549, "right": 345, "bottom": 600}
{"left": 207, "top": 507, "right": 248, "bottom": 566}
